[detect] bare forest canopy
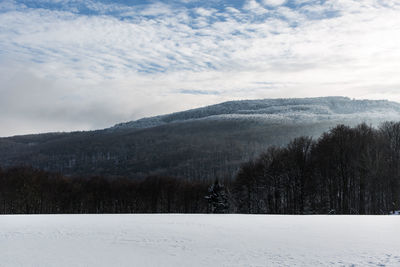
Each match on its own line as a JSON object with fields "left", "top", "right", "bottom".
{"left": 1, "top": 122, "right": 400, "bottom": 215}
{"left": 1, "top": 97, "right": 400, "bottom": 181}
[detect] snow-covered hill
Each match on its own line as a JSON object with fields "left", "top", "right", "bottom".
{"left": 1, "top": 214, "right": 399, "bottom": 267}
{"left": 111, "top": 97, "right": 400, "bottom": 130}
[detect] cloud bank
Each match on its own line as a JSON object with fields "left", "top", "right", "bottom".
{"left": 1, "top": 0, "right": 400, "bottom": 136}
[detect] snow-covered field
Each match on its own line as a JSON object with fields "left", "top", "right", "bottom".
{"left": 1, "top": 215, "right": 399, "bottom": 267}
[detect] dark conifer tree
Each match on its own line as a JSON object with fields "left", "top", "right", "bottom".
{"left": 205, "top": 180, "right": 229, "bottom": 213}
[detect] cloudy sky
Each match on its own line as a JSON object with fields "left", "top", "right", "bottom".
{"left": 1, "top": 0, "right": 400, "bottom": 136}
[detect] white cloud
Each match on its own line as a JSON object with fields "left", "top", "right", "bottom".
{"left": 195, "top": 7, "right": 215, "bottom": 17}
{"left": 262, "top": 0, "right": 287, "bottom": 7}
{"left": 243, "top": 0, "right": 269, "bottom": 15}
{"left": 1, "top": 0, "right": 400, "bottom": 136}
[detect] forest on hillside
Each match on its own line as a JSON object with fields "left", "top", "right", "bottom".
{"left": 1, "top": 121, "right": 400, "bottom": 214}
{"left": 2, "top": 97, "right": 400, "bottom": 182}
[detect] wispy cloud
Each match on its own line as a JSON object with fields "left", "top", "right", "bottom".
{"left": 1, "top": 0, "right": 400, "bottom": 136}
{"left": 177, "top": 89, "right": 221, "bottom": 95}
{"left": 262, "top": 0, "right": 286, "bottom": 7}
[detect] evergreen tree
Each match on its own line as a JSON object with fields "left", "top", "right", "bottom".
{"left": 205, "top": 180, "right": 229, "bottom": 213}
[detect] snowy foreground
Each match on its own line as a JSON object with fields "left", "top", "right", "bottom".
{"left": 1, "top": 215, "right": 399, "bottom": 267}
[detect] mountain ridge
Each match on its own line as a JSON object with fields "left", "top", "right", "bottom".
{"left": 110, "top": 96, "right": 399, "bottom": 130}
{"left": 1, "top": 96, "right": 400, "bottom": 180}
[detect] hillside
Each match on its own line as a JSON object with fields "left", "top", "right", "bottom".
{"left": 1, "top": 97, "right": 400, "bottom": 180}
{"left": 111, "top": 96, "right": 400, "bottom": 129}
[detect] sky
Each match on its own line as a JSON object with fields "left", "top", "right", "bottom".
{"left": 1, "top": 0, "right": 400, "bottom": 136}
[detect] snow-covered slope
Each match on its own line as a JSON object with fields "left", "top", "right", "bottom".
{"left": 1, "top": 214, "right": 399, "bottom": 267}
{"left": 111, "top": 97, "right": 400, "bottom": 130}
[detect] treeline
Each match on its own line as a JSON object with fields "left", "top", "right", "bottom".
{"left": 0, "top": 167, "right": 210, "bottom": 214}
{"left": 1, "top": 122, "right": 400, "bottom": 214}
{"left": 233, "top": 122, "right": 400, "bottom": 214}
